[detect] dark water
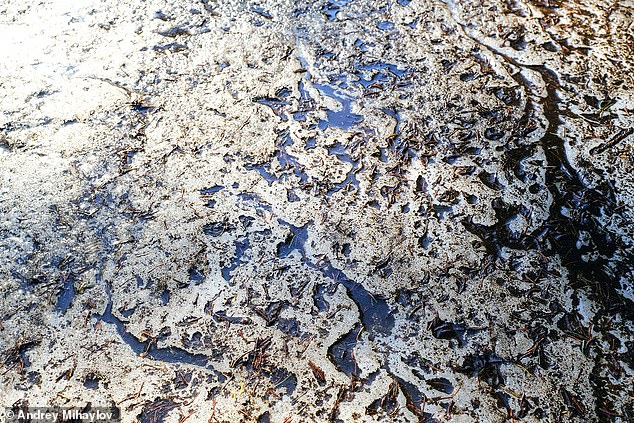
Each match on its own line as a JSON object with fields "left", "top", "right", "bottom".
{"left": 96, "top": 281, "right": 222, "bottom": 376}
{"left": 275, "top": 218, "right": 394, "bottom": 376}
{"left": 55, "top": 277, "right": 75, "bottom": 314}
{"left": 221, "top": 238, "right": 251, "bottom": 281}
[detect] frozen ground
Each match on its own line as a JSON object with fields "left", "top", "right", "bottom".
{"left": 1, "top": 0, "right": 633, "bottom": 421}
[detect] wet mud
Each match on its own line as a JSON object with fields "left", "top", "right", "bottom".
{"left": 1, "top": 0, "right": 633, "bottom": 422}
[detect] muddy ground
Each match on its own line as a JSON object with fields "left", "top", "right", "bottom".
{"left": 1, "top": 0, "right": 633, "bottom": 422}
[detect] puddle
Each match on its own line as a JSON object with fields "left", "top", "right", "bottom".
{"left": 308, "top": 259, "right": 394, "bottom": 375}
{"left": 273, "top": 218, "right": 394, "bottom": 375}
{"left": 312, "top": 82, "right": 364, "bottom": 130}
{"left": 322, "top": 0, "right": 349, "bottom": 21}
{"left": 328, "top": 168, "right": 360, "bottom": 196}
{"left": 97, "top": 281, "right": 220, "bottom": 373}
{"left": 313, "top": 284, "right": 330, "bottom": 313}
{"left": 245, "top": 130, "right": 311, "bottom": 187}
{"left": 237, "top": 192, "right": 273, "bottom": 214}
{"left": 270, "top": 367, "right": 297, "bottom": 395}
{"left": 277, "top": 220, "right": 310, "bottom": 258}
{"left": 327, "top": 322, "right": 361, "bottom": 376}
{"left": 83, "top": 374, "right": 100, "bottom": 389}
{"left": 354, "top": 38, "right": 370, "bottom": 52}
{"left": 189, "top": 267, "right": 205, "bottom": 284}
{"left": 294, "top": 42, "right": 409, "bottom": 134}
{"left": 203, "top": 221, "right": 232, "bottom": 237}
{"left": 295, "top": 45, "right": 364, "bottom": 130}
{"left": 326, "top": 142, "right": 361, "bottom": 196}
{"left": 221, "top": 238, "right": 251, "bottom": 281}
{"left": 354, "top": 62, "right": 409, "bottom": 89}
{"left": 244, "top": 163, "right": 277, "bottom": 185}
{"left": 200, "top": 185, "right": 224, "bottom": 195}
{"left": 55, "top": 276, "right": 75, "bottom": 314}
{"left": 276, "top": 131, "right": 310, "bottom": 184}
{"left": 376, "top": 21, "right": 395, "bottom": 31}
{"left": 313, "top": 261, "right": 394, "bottom": 337}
